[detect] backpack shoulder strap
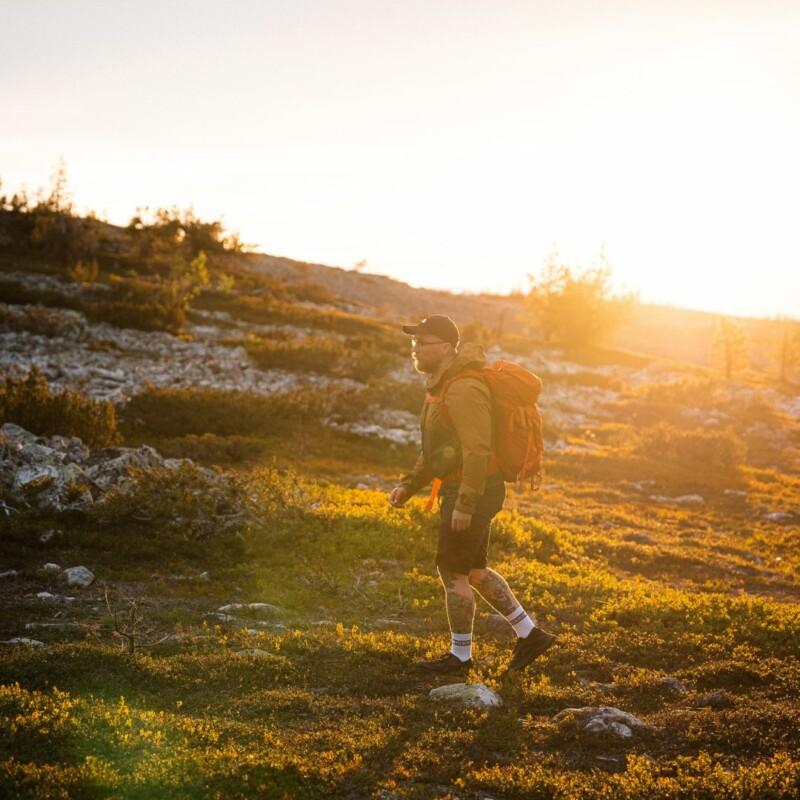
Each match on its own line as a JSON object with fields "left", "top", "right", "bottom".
{"left": 425, "top": 369, "right": 486, "bottom": 405}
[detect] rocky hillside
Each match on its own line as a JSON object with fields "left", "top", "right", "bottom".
{"left": 2, "top": 244, "right": 800, "bottom": 799}
{"left": 240, "top": 250, "right": 797, "bottom": 376}
{"left": 242, "top": 252, "right": 521, "bottom": 332}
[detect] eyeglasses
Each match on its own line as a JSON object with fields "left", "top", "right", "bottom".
{"left": 411, "top": 337, "right": 448, "bottom": 348}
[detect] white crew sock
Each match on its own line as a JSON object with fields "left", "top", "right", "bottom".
{"left": 450, "top": 632, "right": 473, "bottom": 662}
{"left": 506, "top": 606, "right": 535, "bottom": 638}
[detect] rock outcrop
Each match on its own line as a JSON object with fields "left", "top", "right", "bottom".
{"left": 0, "top": 423, "right": 246, "bottom": 539}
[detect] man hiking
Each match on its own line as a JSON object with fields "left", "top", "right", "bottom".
{"left": 388, "top": 314, "right": 556, "bottom": 674}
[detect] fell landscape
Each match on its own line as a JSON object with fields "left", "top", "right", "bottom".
{"left": 1, "top": 182, "right": 799, "bottom": 800}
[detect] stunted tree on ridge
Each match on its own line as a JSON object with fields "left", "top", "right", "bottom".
{"left": 773, "top": 315, "right": 800, "bottom": 384}
{"left": 526, "top": 248, "right": 638, "bottom": 349}
{"left": 711, "top": 315, "right": 749, "bottom": 380}
{"left": 0, "top": 160, "right": 100, "bottom": 268}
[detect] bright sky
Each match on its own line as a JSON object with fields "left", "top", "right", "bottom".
{"left": 2, "top": 0, "right": 799, "bottom": 318}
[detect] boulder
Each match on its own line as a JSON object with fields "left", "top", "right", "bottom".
{"left": 659, "top": 676, "right": 687, "bottom": 693}
{"left": 608, "top": 721, "right": 633, "bottom": 738}
{"left": 207, "top": 612, "right": 239, "bottom": 623}
{"left": 216, "top": 602, "right": 283, "bottom": 619}
{"left": 762, "top": 511, "right": 794, "bottom": 524}
{"left": 429, "top": 683, "right": 503, "bottom": 710}
{"left": 36, "top": 591, "right": 75, "bottom": 603}
{"left": 693, "top": 690, "right": 734, "bottom": 709}
{"left": 1, "top": 425, "right": 96, "bottom": 514}
{"left": 85, "top": 445, "right": 165, "bottom": 490}
{"left": 24, "top": 622, "right": 80, "bottom": 631}
{"left": 0, "top": 423, "right": 37, "bottom": 447}
{"left": 14, "top": 464, "right": 60, "bottom": 491}
{"left": 649, "top": 493, "right": 704, "bottom": 506}
{"left": 161, "top": 571, "right": 211, "bottom": 583}
{"left": 1, "top": 637, "right": 44, "bottom": 646}
{"left": 674, "top": 494, "right": 704, "bottom": 506}
{"left": 0, "top": 425, "right": 232, "bottom": 523}
{"left": 63, "top": 566, "right": 95, "bottom": 588}
{"left": 234, "top": 648, "right": 277, "bottom": 658}
{"left": 553, "top": 706, "right": 646, "bottom": 737}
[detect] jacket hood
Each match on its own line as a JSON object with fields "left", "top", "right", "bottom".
{"left": 426, "top": 342, "right": 486, "bottom": 390}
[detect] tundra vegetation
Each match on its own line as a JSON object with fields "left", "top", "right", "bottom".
{"left": 1, "top": 171, "right": 800, "bottom": 799}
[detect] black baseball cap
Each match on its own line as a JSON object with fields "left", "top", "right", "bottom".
{"left": 401, "top": 315, "right": 459, "bottom": 347}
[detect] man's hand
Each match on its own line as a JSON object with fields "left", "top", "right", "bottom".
{"left": 388, "top": 485, "right": 410, "bottom": 508}
{"left": 450, "top": 509, "right": 473, "bottom": 531}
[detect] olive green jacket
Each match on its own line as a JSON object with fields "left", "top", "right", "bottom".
{"left": 399, "top": 342, "right": 495, "bottom": 515}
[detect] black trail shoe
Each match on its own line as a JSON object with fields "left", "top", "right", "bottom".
{"left": 414, "top": 653, "right": 472, "bottom": 675}
{"left": 508, "top": 627, "right": 557, "bottom": 671}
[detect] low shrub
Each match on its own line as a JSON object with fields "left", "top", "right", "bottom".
{"left": 635, "top": 421, "right": 746, "bottom": 470}
{"left": 492, "top": 512, "right": 583, "bottom": 564}
{"left": 350, "top": 378, "right": 425, "bottom": 416}
{"left": 548, "top": 370, "right": 624, "bottom": 390}
{"left": 195, "top": 291, "right": 400, "bottom": 349}
{"left": 286, "top": 280, "right": 337, "bottom": 305}
{"left": 120, "top": 385, "right": 332, "bottom": 439}
{"left": 83, "top": 275, "right": 190, "bottom": 333}
{"left": 244, "top": 336, "right": 347, "bottom": 373}
{"left": 635, "top": 375, "right": 722, "bottom": 407}
{"left": 218, "top": 328, "right": 294, "bottom": 348}
{"left": 152, "top": 433, "right": 268, "bottom": 464}
{"left": 0, "top": 276, "right": 81, "bottom": 311}
{"left": 244, "top": 334, "right": 400, "bottom": 380}
{"left": 343, "top": 336, "right": 401, "bottom": 380}
{"left": 89, "top": 462, "right": 302, "bottom": 542}
{"left": 89, "top": 461, "right": 249, "bottom": 540}
{"left": 497, "top": 333, "right": 537, "bottom": 355}
{"left": 608, "top": 376, "right": 724, "bottom": 427}
{"left": 736, "top": 393, "right": 784, "bottom": 426}
{"left": 588, "top": 583, "right": 800, "bottom": 657}
{"left": 466, "top": 752, "right": 800, "bottom": 800}
{"left": 0, "top": 366, "right": 118, "bottom": 447}
{"left": 66, "top": 258, "right": 100, "bottom": 284}
{"left": 0, "top": 303, "right": 87, "bottom": 338}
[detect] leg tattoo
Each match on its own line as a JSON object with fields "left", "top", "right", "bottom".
{"left": 468, "top": 568, "right": 520, "bottom": 616}
{"left": 438, "top": 567, "right": 475, "bottom": 635}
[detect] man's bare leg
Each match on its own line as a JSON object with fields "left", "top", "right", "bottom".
{"left": 469, "top": 567, "right": 536, "bottom": 636}
{"left": 438, "top": 566, "right": 475, "bottom": 661}
{"left": 469, "top": 566, "right": 556, "bottom": 669}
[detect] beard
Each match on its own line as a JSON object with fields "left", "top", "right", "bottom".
{"left": 412, "top": 355, "right": 432, "bottom": 374}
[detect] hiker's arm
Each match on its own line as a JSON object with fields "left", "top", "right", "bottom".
{"left": 444, "top": 377, "right": 493, "bottom": 515}
{"left": 398, "top": 450, "right": 434, "bottom": 496}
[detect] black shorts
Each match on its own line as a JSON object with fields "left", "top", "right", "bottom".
{"left": 436, "top": 477, "right": 506, "bottom": 575}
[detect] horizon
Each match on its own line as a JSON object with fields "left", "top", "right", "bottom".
{"left": 3, "top": 0, "right": 799, "bottom": 320}
{"left": 2, "top": 166, "right": 795, "bottom": 324}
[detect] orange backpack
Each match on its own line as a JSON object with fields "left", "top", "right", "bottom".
{"left": 428, "top": 359, "right": 545, "bottom": 490}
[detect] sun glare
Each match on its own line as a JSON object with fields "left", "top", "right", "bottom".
{"left": 2, "top": 1, "right": 798, "bottom": 317}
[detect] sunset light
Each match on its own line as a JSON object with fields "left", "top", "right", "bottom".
{"left": 3, "top": 0, "right": 799, "bottom": 318}
{"left": 3, "top": 3, "right": 800, "bottom": 796}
